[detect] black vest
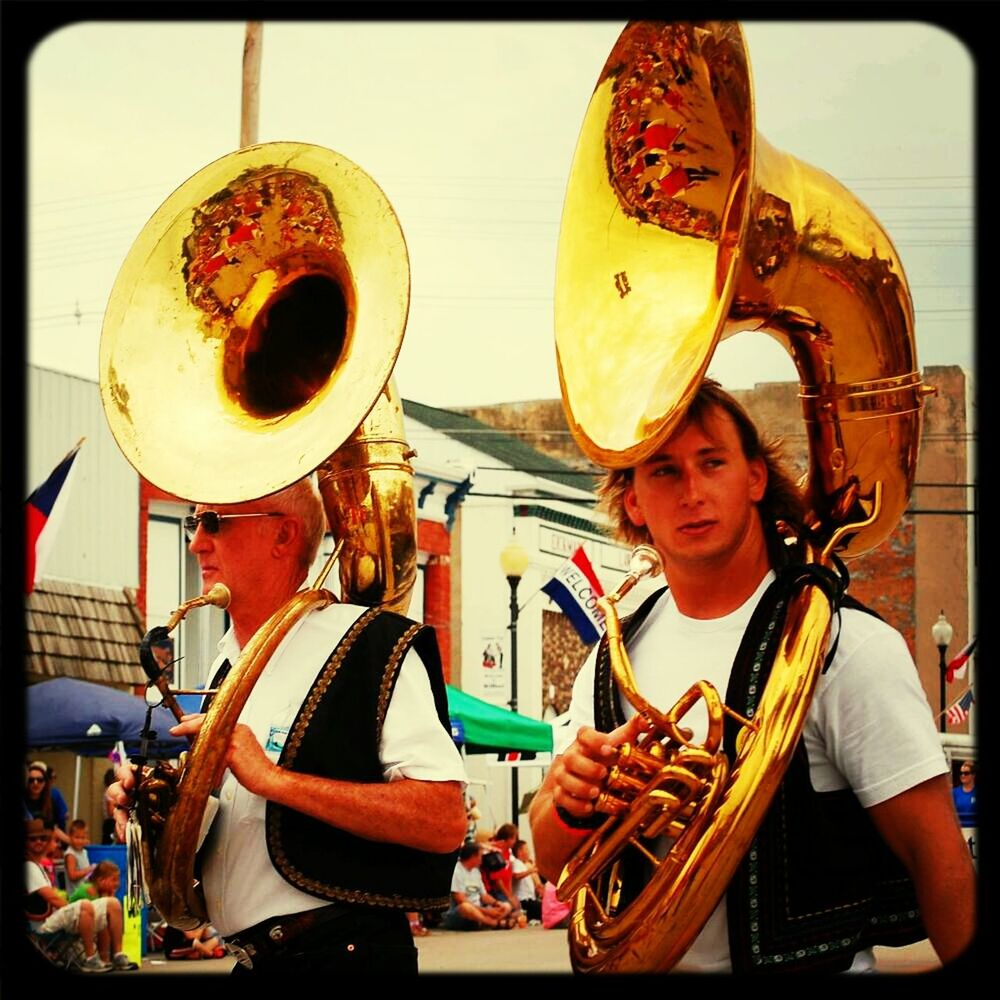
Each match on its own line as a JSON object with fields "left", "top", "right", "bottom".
{"left": 593, "top": 571, "right": 926, "bottom": 973}
{"left": 264, "top": 607, "right": 459, "bottom": 911}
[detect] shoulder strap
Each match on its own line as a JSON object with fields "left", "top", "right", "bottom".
{"left": 821, "top": 582, "right": 882, "bottom": 675}
{"left": 199, "top": 657, "right": 232, "bottom": 714}
{"left": 719, "top": 560, "right": 849, "bottom": 755}
{"left": 593, "top": 586, "right": 668, "bottom": 732}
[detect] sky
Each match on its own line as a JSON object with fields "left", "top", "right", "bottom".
{"left": 26, "top": 18, "right": 975, "bottom": 410}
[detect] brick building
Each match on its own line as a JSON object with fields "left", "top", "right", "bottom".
{"left": 462, "top": 365, "right": 978, "bottom": 738}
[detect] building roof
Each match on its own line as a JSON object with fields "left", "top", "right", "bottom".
{"left": 402, "top": 398, "right": 595, "bottom": 493}
{"left": 25, "top": 578, "right": 147, "bottom": 687}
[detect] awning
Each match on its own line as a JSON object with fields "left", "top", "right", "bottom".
{"left": 446, "top": 684, "right": 553, "bottom": 755}
{"left": 26, "top": 677, "right": 196, "bottom": 756}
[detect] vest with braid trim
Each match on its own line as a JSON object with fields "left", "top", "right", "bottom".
{"left": 265, "top": 608, "right": 458, "bottom": 911}
{"left": 592, "top": 572, "right": 925, "bottom": 973}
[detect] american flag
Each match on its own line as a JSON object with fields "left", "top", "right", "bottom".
{"left": 946, "top": 689, "right": 975, "bottom": 727}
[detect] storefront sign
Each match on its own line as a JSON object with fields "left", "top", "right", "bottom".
{"left": 538, "top": 525, "right": 593, "bottom": 560}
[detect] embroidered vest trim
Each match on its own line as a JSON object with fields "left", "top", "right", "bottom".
{"left": 266, "top": 608, "right": 458, "bottom": 910}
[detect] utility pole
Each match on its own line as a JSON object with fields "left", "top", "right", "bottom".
{"left": 240, "top": 22, "right": 263, "bottom": 148}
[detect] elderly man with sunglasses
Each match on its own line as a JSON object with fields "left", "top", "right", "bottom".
{"left": 112, "top": 476, "right": 467, "bottom": 976}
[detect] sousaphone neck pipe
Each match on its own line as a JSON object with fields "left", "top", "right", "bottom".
{"left": 147, "top": 583, "right": 232, "bottom": 722}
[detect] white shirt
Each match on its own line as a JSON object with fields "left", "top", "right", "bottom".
{"left": 25, "top": 861, "right": 52, "bottom": 933}
{"left": 511, "top": 856, "right": 537, "bottom": 902}
{"left": 200, "top": 602, "right": 467, "bottom": 936}
{"left": 562, "top": 572, "right": 947, "bottom": 973}
{"left": 64, "top": 845, "right": 91, "bottom": 896}
{"left": 450, "top": 861, "right": 486, "bottom": 907}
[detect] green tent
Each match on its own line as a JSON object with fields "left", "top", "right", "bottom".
{"left": 446, "top": 685, "right": 553, "bottom": 755}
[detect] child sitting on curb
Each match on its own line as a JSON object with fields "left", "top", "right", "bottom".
{"left": 91, "top": 860, "right": 139, "bottom": 971}
{"left": 26, "top": 820, "right": 134, "bottom": 972}
{"left": 64, "top": 819, "right": 97, "bottom": 898}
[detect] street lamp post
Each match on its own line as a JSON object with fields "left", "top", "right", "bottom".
{"left": 932, "top": 610, "right": 953, "bottom": 734}
{"left": 500, "top": 538, "right": 530, "bottom": 824}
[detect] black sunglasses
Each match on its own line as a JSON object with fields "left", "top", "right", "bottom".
{"left": 27, "top": 776, "right": 46, "bottom": 784}
{"left": 960, "top": 769, "right": 972, "bottom": 775}
{"left": 184, "top": 510, "right": 283, "bottom": 540}
{"left": 27, "top": 834, "right": 49, "bottom": 841}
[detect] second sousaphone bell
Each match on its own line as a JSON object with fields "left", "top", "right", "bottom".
{"left": 551, "top": 21, "right": 931, "bottom": 972}
{"left": 555, "top": 20, "right": 930, "bottom": 561}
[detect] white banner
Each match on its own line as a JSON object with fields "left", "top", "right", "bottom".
{"left": 480, "top": 636, "right": 506, "bottom": 702}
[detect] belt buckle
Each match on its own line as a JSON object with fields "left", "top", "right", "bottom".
{"left": 225, "top": 940, "right": 256, "bottom": 970}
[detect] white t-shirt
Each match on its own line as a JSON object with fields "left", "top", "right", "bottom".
{"left": 200, "top": 603, "right": 468, "bottom": 936}
{"left": 25, "top": 861, "right": 53, "bottom": 933}
{"left": 511, "top": 856, "right": 537, "bottom": 902}
{"left": 561, "top": 571, "right": 947, "bottom": 973}
{"left": 450, "top": 860, "right": 486, "bottom": 907}
{"left": 64, "top": 845, "right": 91, "bottom": 896}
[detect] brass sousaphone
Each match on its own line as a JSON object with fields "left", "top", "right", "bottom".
{"left": 552, "top": 22, "right": 932, "bottom": 972}
{"left": 100, "top": 142, "right": 417, "bottom": 927}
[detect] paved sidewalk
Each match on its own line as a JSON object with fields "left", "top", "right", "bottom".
{"left": 132, "top": 926, "right": 943, "bottom": 976}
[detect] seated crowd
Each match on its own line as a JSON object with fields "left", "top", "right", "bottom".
{"left": 414, "top": 814, "right": 566, "bottom": 935}
{"left": 25, "top": 817, "right": 138, "bottom": 973}
{"left": 29, "top": 802, "right": 567, "bottom": 969}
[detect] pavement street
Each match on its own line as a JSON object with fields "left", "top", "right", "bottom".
{"left": 127, "top": 926, "right": 945, "bottom": 976}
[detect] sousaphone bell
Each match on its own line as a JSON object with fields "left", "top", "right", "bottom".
{"left": 100, "top": 142, "right": 418, "bottom": 926}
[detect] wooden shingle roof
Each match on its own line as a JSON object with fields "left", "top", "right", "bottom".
{"left": 25, "top": 579, "right": 147, "bottom": 687}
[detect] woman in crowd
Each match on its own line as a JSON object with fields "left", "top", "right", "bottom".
{"left": 24, "top": 761, "right": 69, "bottom": 844}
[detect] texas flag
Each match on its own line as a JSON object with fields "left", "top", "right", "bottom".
{"left": 541, "top": 546, "right": 606, "bottom": 645}
{"left": 946, "top": 638, "right": 977, "bottom": 683}
{"left": 25, "top": 439, "right": 84, "bottom": 594}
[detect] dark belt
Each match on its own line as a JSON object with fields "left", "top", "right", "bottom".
{"left": 224, "top": 904, "right": 352, "bottom": 970}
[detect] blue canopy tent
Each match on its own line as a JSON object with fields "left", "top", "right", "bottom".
{"left": 24, "top": 677, "right": 198, "bottom": 957}
{"left": 445, "top": 684, "right": 553, "bottom": 755}
{"left": 28, "top": 678, "right": 555, "bottom": 757}
{"left": 26, "top": 677, "right": 199, "bottom": 835}
{"left": 26, "top": 677, "right": 197, "bottom": 757}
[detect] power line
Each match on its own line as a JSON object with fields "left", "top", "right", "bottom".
{"left": 28, "top": 280, "right": 976, "bottom": 321}
{"left": 29, "top": 177, "right": 975, "bottom": 236}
